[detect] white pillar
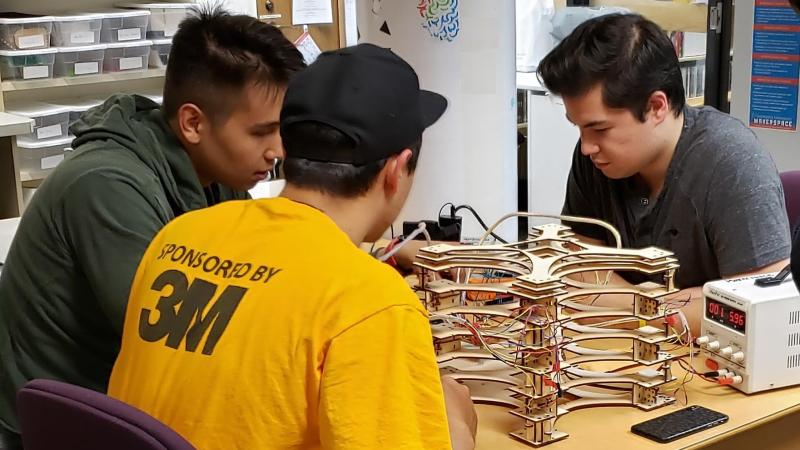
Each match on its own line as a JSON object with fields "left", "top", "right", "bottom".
{"left": 358, "top": 0, "right": 518, "bottom": 241}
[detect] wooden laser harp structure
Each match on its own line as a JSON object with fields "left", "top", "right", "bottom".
{"left": 412, "top": 216, "right": 682, "bottom": 447}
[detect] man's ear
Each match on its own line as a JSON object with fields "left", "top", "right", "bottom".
{"left": 382, "top": 149, "right": 413, "bottom": 194}
{"left": 176, "top": 103, "right": 205, "bottom": 145}
{"left": 646, "top": 90, "right": 671, "bottom": 124}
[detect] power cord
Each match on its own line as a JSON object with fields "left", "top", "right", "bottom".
{"left": 379, "top": 222, "right": 431, "bottom": 262}
{"left": 440, "top": 203, "right": 508, "bottom": 244}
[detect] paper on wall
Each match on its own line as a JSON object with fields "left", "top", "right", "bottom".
{"left": 293, "top": 0, "right": 334, "bottom": 25}
{"left": 294, "top": 31, "right": 322, "bottom": 64}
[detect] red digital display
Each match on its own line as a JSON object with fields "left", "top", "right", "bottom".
{"left": 705, "top": 298, "right": 746, "bottom": 332}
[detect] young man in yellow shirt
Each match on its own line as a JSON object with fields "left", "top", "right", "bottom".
{"left": 108, "top": 43, "right": 477, "bottom": 449}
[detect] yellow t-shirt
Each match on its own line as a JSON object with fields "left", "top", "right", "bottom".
{"left": 108, "top": 198, "right": 451, "bottom": 450}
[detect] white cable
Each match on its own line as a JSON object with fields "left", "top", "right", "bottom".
{"left": 430, "top": 314, "right": 558, "bottom": 374}
{"left": 421, "top": 227, "right": 432, "bottom": 244}
{"left": 477, "top": 212, "right": 622, "bottom": 248}
{"left": 678, "top": 309, "right": 691, "bottom": 343}
{"left": 568, "top": 388, "right": 629, "bottom": 399}
{"left": 560, "top": 300, "right": 616, "bottom": 312}
{"left": 565, "top": 322, "right": 624, "bottom": 334}
{"left": 563, "top": 343, "right": 627, "bottom": 356}
{"left": 379, "top": 222, "right": 429, "bottom": 262}
{"left": 564, "top": 367, "right": 623, "bottom": 378}
{"left": 430, "top": 314, "right": 516, "bottom": 364}
{"left": 592, "top": 317, "right": 641, "bottom": 328}
{"left": 458, "top": 211, "right": 621, "bottom": 289}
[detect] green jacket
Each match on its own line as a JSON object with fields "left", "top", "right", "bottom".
{"left": 0, "top": 94, "right": 248, "bottom": 437}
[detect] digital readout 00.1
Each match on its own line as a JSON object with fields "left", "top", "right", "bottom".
{"left": 705, "top": 298, "right": 746, "bottom": 332}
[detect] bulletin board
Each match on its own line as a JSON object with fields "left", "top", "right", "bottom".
{"left": 256, "top": 0, "right": 346, "bottom": 51}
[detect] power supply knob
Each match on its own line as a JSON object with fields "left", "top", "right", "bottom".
{"left": 707, "top": 341, "right": 720, "bottom": 351}
{"left": 732, "top": 375, "right": 743, "bottom": 384}
{"left": 720, "top": 347, "right": 733, "bottom": 357}
{"left": 731, "top": 351, "right": 745, "bottom": 362}
{"left": 696, "top": 335, "right": 710, "bottom": 345}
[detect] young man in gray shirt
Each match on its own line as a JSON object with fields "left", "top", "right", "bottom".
{"left": 537, "top": 14, "right": 791, "bottom": 334}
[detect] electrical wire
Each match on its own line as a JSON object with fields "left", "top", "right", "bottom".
{"left": 439, "top": 202, "right": 455, "bottom": 218}
{"left": 379, "top": 223, "right": 430, "bottom": 262}
{"left": 431, "top": 314, "right": 562, "bottom": 374}
{"left": 477, "top": 212, "right": 622, "bottom": 248}
{"left": 425, "top": 211, "right": 693, "bottom": 407}
{"left": 452, "top": 205, "right": 508, "bottom": 244}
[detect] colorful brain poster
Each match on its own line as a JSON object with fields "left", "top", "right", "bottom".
{"left": 418, "top": 0, "right": 460, "bottom": 42}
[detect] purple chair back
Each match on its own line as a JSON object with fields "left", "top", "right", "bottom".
{"left": 17, "top": 379, "right": 195, "bottom": 450}
{"left": 781, "top": 171, "right": 800, "bottom": 232}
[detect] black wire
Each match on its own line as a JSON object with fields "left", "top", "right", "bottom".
{"left": 453, "top": 205, "right": 508, "bottom": 243}
{"left": 438, "top": 202, "right": 455, "bottom": 218}
{"left": 390, "top": 224, "right": 395, "bottom": 239}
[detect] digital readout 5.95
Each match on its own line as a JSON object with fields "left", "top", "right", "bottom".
{"left": 705, "top": 298, "right": 746, "bottom": 332}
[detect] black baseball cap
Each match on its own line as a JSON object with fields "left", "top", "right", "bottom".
{"left": 280, "top": 43, "right": 448, "bottom": 165}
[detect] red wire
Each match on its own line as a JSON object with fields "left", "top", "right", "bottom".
{"left": 382, "top": 237, "right": 402, "bottom": 268}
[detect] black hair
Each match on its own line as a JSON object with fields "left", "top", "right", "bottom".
{"left": 791, "top": 0, "right": 800, "bottom": 14}
{"left": 282, "top": 122, "right": 422, "bottom": 198}
{"left": 537, "top": 14, "right": 685, "bottom": 121}
{"left": 163, "top": 5, "right": 306, "bottom": 121}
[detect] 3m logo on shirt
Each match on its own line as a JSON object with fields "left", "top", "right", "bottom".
{"left": 139, "top": 270, "right": 247, "bottom": 356}
{"left": 138, "top": 244, "right": 284, "bottom": 355}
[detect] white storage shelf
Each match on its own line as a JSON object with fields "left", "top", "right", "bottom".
{"left": 0, "top": 0, "right": 179, "bottom": 218}
{"left": 1, "top": 67, "right": 165, "bottom": 91}
{"left": 0, "top": 112, "right": 34, "bottom": 137}
{"left": 6, "top": 102, "right": 71, "bottom": 143}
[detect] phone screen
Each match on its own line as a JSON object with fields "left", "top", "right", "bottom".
{"left": 631, "top": 405, "right": 729, "bottom": 443}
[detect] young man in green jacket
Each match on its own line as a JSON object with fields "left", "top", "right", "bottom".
{"left": 0, "top": 8, "right": 304, "bottom": 447}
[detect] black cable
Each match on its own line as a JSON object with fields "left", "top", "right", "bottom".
{"left": 438, "top": 202, "right": 455, "bottom": 218}
{"left": 453, "top": 204, "right": 508, "bottom": 243}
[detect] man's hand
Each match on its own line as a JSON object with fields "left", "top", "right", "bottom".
{"left": 441, "top": 375, "right": 477, "bottom": 450}
{"left": 394, "top": 239, "right": 436, "bottom": 270}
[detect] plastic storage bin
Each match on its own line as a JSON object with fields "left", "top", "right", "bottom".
{"left": 6, "top": 102, "right": 71, "bottom": 143}
{"left": 148, "top": 38, "right": 170, "bottom": 68}
{"left": 51, "top": 14, "right": 103, "bottom": 46}
{"left": 116, "top": 3, "right": 194, "bottom": 38}
{"left": 16, "top": 135, "right": 74, "bottom": 180}
{"left": 0, "top": 14, "right": 53, "bottom": 50}
{"left": 104, "top": 40, "right": 150, "bottom": 72}
{"left": 0, "top": 47, "right": 56, "bottom": 80}
{"left": 98, "top": 9, "right": 150, "bottom": 43}
{"left": 54, "top": 44, "right": 106, "bottom": 77}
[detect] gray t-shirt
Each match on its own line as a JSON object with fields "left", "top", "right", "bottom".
{"left": 563, "top": 106, "right": 791, "bottom": 288}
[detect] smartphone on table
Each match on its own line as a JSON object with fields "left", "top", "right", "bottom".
{"left": 631, "top": 405, "right": 729, "bottom": 443}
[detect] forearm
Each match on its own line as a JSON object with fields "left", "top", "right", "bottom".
{"left": 449, "top": 421, "right": 476, "bottom": 450}
{"left": 442, "top": 376, "right": 477, "bottom": 450}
